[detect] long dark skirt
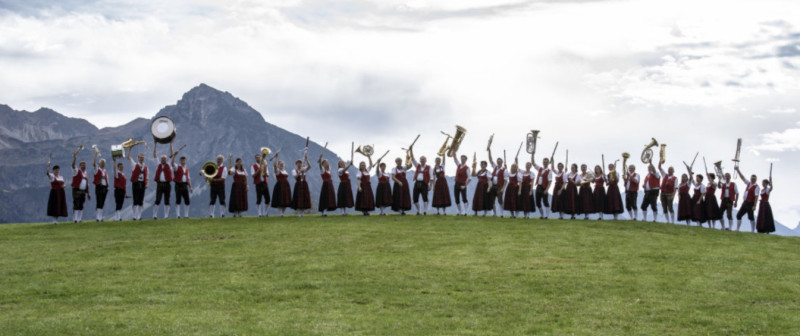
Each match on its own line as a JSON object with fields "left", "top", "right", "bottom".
{"left": 756, "top": 201, "right": 775, "bottom": 233}
{"left": 228, "top": 182, "right": 248, "bottom": 212}
{"left": 593, "top": 187, "right": 606, "bottom": 214}
{"left": 503, "top": 184, "right": 520, "bottom": 211}
{"left": 677, "top": 192, "right": 692, "bottom": 221}
{"left": 551, "top": 183, "right": 563, "bottom": 213}
{"left": 432, "top": 178, "right": 452, "bottom": 208}
{"left": 562, "top": 183, "right": 579, "bottom": 215}
{"left": 691, "top": 193, "right": 706, "bottom": 223}
{"left": 47, "top": 189, "right": 68, "bottom": 217}
{"left": 392, "top": 182, "right": 412, "bottom": 211}
{"left": 271, "top": 180, "right": 292, "bottom": 208}
{"left": 337, "top": 181, "right": 354, "bottom": 208}
{"left": 578, "top": 184, "right": 594, "bottom": 214}
{"left": 318, "top": 181, "right": 337, "bottom": 212}
{"left": 355, "top": 183, "right": 375, "bottom": 212}
{"left": 472, "top": 181, "right": 491, "bottom": 212}
{"left": 292, "top": 180, "right": 312, "bottom": 210}
{"left": 705, "top": 195, "right": 722, "bottom": 220}
{"left": 375, "top": 182, "right": 393, "bottom": 207}
{"left": 604, "top": 184, "right": 624, "bottom": 214}
{"left": 520, "top": 183, "right": 534, "bottom": 212}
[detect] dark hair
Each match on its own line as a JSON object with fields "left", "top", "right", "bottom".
{"left": 708, "top": 173, "right": 715, "bottom": 180}
{"left": 52, "top": 165, "right": 60, "bottom": 170}
{"left": 180, "top": 156, "right": 186, "bottom": 160}
{"left": 696, "top": 174, "right": 704, "bottom": 181}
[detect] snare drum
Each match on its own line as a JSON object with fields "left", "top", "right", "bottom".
{"left": 151, "top": 116, "right": 176, "bottom": 144}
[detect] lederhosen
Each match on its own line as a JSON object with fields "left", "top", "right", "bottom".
{"left": 93, "top": 168, "right": 109, "bottom": 210}
{"left": 210, "top": 165, "right": 226, "bottom": 206}
{"left": 252, "top": 163, "right": 269, "bottom": 205}
{"left": 72, "top": 169, "right": 88, "bottom": 211}
{"left": 174, "top": 165, "right": 191, "bottom": 205}
{"left": 412, "top": 164, "right": 430, "bottom": 203}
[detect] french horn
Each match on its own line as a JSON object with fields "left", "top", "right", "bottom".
{"left": 641, "top": 138, "right": 659, "bottom": 164}
{"left": 355, "top": 145, "right": 374, "bottom": 157}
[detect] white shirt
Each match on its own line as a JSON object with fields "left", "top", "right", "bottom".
{"left": 156, "top": 163, "right": 170, "bottom": 182}
{"left": 490, "top": 163, "right": 505, "bottom": 185}
{"left": 392, "top": 167, "right": 406, "bottom": 177}
{"left": 626, "top": 172, "right": 640, "bottom": 191}
{"left": 48, "top": 173, "right": 64, "bottom": 184}
{"left": 292, "top": 166, "right": 308, "bottom": 180}
{"left": 73, "top": 168, "right": 88, "bottom": 190}
{"left": 721, "top": 181, "right": 738, "bottom": 198}
{"left": 174, "top": 164, "right": 189, "bottom": 183}
{"left": 507, "top": 171, "right": 522, "bottom": 183}
{"left": 643, "top": 170, "right": 661, "bottom": 191}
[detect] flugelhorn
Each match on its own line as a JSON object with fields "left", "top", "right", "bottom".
{"left": 526, "top": 130, "right": 540, "bottom": 154}
{"left": 437, "top": 131, "right": 452, "bottom": 157}
{"left": 446, "top": 125, "right": 467, "bottom": 157}
{"left": 355, "top": 145, "right": 374, "bottom": 157}
{"left": 641, "top": 138, "right": 659, "bottom": 164}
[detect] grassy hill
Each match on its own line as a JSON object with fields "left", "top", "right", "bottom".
{"left": 1, "top": 216, "right": 799, "bottom": 335}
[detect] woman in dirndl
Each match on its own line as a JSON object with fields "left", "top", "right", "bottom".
{"left": 270, "top": 154, "right": 292, "bottom": 217}
{"left": 756, "top": 178, "right": 775, "bottom": 233}
{"left": 503, "top": 163, "right": 521, "bottom": 218}
{"left": 431, "top": 155, "right": 452, "bottom": 215}
{"left": 228, "top": 158, "right": 249, "bottom": 217}
{"left": 391, "top": 158, "right": 412, "bottom": 215}
{"left": 472, "top": 161, "right": 492, "bottom": 216}
{"left": 603, "top": 163, "right": 624, "bottom": 220}
{"left": 578, "top": 164, "right": 595, "bottom": 220}
{"left": 375, "top": 161, "right": 393, "bottom": 215}
{"left": 46, "top": 163, "right": 68, "bottom": 224}
{"left": 318, "top": 157, "right": 337, "bottom": 217}
{"left": 561, "top": 164, "right": 580, "bottom": 220}
{"left": 592, "top": 165, "right": 607, "bottom": 220}
{"left": 291, "top": 151, "right": 312, "bottom": 217}
{"left": 520, "top": 162, "right": 535, "bottom": 219}
{"left": 355, "top": 159, "right": 375, "bottom": 215}
{"left": 690, "top": 172, "right": 707, "bottom": 227}
{"left": 705, "top": 173, "right": 722, "bottom": 229}
{"left": 677, "top": 173, "right": 692, "bottom": 225}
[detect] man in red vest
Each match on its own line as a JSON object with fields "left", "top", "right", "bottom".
{"left": 127, "top": 150, "right": 148, "bottom": 220}
{"left": 658, "top": 162, "right": 678, "bottom": 224}
{"left": 92, "top": 150, "right": 109, "bottom": 222}
{"left": 207, "top": 154, "right": 227, "bottom": 218}
{"left": 451, "top": 151, "right": 471, "bottom": 216}
{"left": 251, "top": 153, "right": 270, "bottom": 217}
{"left": 487, "top": 148, "right": 506, "bottom": 217}
{"left": 623, "top": 164, "right": 640, "bottom": 220}
{"left": 640, "top": 163, "right": 660, "bottom": 222}
{"left": 734, "top": 167, "right": 759, "bottom": 232}
{"left": 152, "top": 144, "right": 174, "bottom": 219}
{"left": 719, "top": 172, "right": 738, "bottom": 230}
{"left": 71, "top": 150, "right": 91, "bottom": 223}
{"left": 532, "top": 152, "right": 554, "bottom": 219}
{"left": 173, "top": 153, "right": 192, "bottom": 219}
{"left": 409, "top": 148, "right": 432, "bottom": 215}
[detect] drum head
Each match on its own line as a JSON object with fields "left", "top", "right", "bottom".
{"left": 151, "top": 117, "right": 176, "bottom": 144}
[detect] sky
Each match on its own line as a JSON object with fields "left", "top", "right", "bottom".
{"left": 1, "top": 0, "right": 799, "bottom": 228}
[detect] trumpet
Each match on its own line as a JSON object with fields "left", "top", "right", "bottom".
{"left": 581, "top": 171, "right": 595, "bottom": 185}
{"left": 641, "top": 138, "right": 659, "bottom": 164}
{"left": 437, "top": 132, "right": 452, "bottom": 157}
{"left": 447, "top": 125, "right": 467, "bottom": 157}
{"left": 526, "top": 130, "right": 540, "bottom": 154}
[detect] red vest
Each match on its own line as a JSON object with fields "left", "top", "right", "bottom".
{"left": 493, "top": 166, "right": 505, "bottom": 187}
{"left": 644, "top": 173, "right": 660, "bottom": 190}
{"left": 212, "top": 165, "right": 225, "bottom": 185}
{"left": 744, "top": 183, "right": 758, "bottom": 203}
{"left": 537, "top": 168, "right": 551, "bottom": 189}
{"left": 51, "top": 175, "right": 64, "bottom": 189}
{"left": 174, "top": 165, "right": 189, "bottom": 183}
{"left": 594, "top": 176, "right": 604, "bottom": 188}
{"left": 114, "top": 171, "right": 127, "bottom": 189}
{"left": 414, "top": 164, "right": 431, "bottom": 183}
{"left": 252, "top": 163, "right": 264, "bottom": 184}
{"left": 455, "top": 164, "right": 469, "bottom": 184}
{"left": 553, "top": 173, "right": 564, "bottom": 189}
{"left": 661, "top": 175, "right": 676, "bottom": 193}
{"left": 92, "top": 168, "right": 108, "bottom": 186}
{"left": 321, "top": 170, "right": 332, "bottom": 183}
{"left": 154, "top": 163, "right": 173, "bottom": 182}
{"left": 360, "top": 171, "right": 371, "bottom": 184}
{"left": 508, "top": 174, "right": 519, "bottom": 186}
{"left": 760, "top": 188, "right": 770, "bottom": 202}
{"left": 378, "top": 172, "right": 390, "bottom": 183}
{"left": 130, "top": 163, "right": 148, "bottom": 183}
{"left": 339, "top": 170, "right": 350, "bottom": 183}
{"left": 71, "top": 169, "right": 87, "bottom": 189}
{"left": 626, "top": 173, "right": 640, "bottom": 192}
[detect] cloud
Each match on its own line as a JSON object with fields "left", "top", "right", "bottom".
{"left": 751, "top": 127, "right": 800, "bottom": 152}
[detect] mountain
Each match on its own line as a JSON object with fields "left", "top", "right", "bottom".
{"left": 0, "top": 104, "right": 98, "bottom": 148}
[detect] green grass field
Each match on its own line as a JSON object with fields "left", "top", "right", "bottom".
{"left": 1, "top": 215, "right": 799, "bottom": 335}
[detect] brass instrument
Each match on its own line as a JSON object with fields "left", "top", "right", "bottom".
{"left": 402, "top": 134, "right": 420, "bottom": 166}
{"left": 472, "top": 152, "right": 477, "bottom": 172}
{"left": 202, "top": 161, "right": 218, "bottom": 184}
{"left": 91, "top": 144, "right": 100, "bottom": 157}
{"left": 659, "top": 144, "right": 666, "bottom": 165}
{"left": 261, "top": 147, "right": 272, "bottom": 156}
{"left": 641, "top": 138, "right": 659, "bottom": 164}
{"left": 622, "top": 152, "right": 630, "bottom": 179}
{"left": 732, "top": 138, "right": 742, "bottom": 168}
{"left": 713, "top": 161, "right": 724, "bottom": 181}
{"left": 376, "top": 150, "right": 390, "bottom": 163}
{"left": 526, "top": 130, "right": 540, "bottom": 154}
{"left": 437, "top": 132, "right": 452, "bottom": 157}
{"left": 355, "top": 145, "right": 374, "bottom": 157}
{"left": 446, "top": 125, "right": 467, "bottom": 157}
{"left": 121, "top": 138, "right": 147, "bottom": 149}
{"left": 487, "top": 134, "right": 494, "bottom": 151}
{"left": 581, "top": 171, "right": 595, "bottom": 185}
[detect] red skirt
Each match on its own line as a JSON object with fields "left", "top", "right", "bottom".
{"left": 375, "top": 181, "right": 393, "bottom": 207}
{"left": 756, "top": 201, "right": 775, "bottom": 233}
{"left": 503, "top": 183, "right": 519, "bottom": 211}
{"left": 337, "top": 181, "right": 354, "bottom": 208}
{"left": 47, "top": 188, "right": 68, "bottom": 217}
{"left": 271, "top": 180, "right": 292, "bottom": 208}
{"left": 228, "top": 181, "right": 248, "bottom": 212}
{"left": 592, "top": 186, "right": 606, "bottom": 214}
{"left": 291, "top": 180, "right": 312, "bottom": 210}
{"left": 550, "top": 183, "right": 563, "bottom": 213}
{"left": 578, "top": 184, "right": 594, "bottom": 214}
{"left": 562, "top": 183, "right": 579, "bottom": 215}
{"left": 432, "top": 178, "right": 452, "bottom": 208}
{"left": 705, "top": 195, "right": 721, "bottom": 220}
{"left": 391, "top": 182, "right": 411, "bottom": 211}
{"left": 318, "top": 181, "right": 337, "bottom": 211}
{"left": 472, "top": 180, "right": 491, "bottom": 212}
{"left": 520, "top": 183, "right": 534, "bottom": 212}
{"left": 691, "top": 193, "right": 706, "bottom": 223}
{"left": 677, "top": 191, "right": 692, "bottom": 221}
{"left": 355, "top": 182, "right": 375, "bottom": 211}
{"left": 604, "top": 184, "right": 624, "bottom": 214}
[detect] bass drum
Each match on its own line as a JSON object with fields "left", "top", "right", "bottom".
{"left": 151, "top": 116, "right": 176, "bottom": 144}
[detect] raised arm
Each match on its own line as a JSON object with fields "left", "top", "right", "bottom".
{"left": 735, "top": 167, "right": 746, "bottom": 184}
{"left": 71, "top": 151, "right": 77, "bottom": 170}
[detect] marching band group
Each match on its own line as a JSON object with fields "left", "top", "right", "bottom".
{"left": 44, "top": 130, "right": 776, "bottom": 234}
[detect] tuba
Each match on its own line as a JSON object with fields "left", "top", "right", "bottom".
{"left": 355, "top": 145, "right": 374, "bottom": 157}
{"left": 713, "top": 161, "right": 724, "bottom": 180}
{"left": 659, "top": 144, "right": 666, "bottom": 165}
{"left": 437, "top": 132, "right": 452, "bottom": 157}
{"left": 526, "top": 130, "right": 540, "bottom": 154}
{"left": 202, "top": 161, "right": 218, "bottom": 184}
{"left": 641, "top": 138, "right": 659, "bottom": 164}
{"left": 446, "top": 125, "right": 467, "bottom": 157}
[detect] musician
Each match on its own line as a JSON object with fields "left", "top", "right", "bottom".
{"left": 658, "top": 163, "right": 678, "bottom": 224}
{"left": 46, "top": 163, "right": 68, "bottom": 224}
{"left": 640, "top": 163, "right": 660, "bottom": 222}
{"left": 552, "top": 163, "right": 565, "bottom": 219}
{"left": 152, "top": 151, "right": 173, "bottom": 220}
{"left": 375, "top": 162, "right": 392, "bottom": 215}
{"left": 487, "top": 149, "right": 506, "bottom": 217}
{"left": 472, "top": 161, "right": 492, "bottom": 216}
{"left": 532, "top": 153, "right": 553, "bottom": 219}
{"left": 228, "top": 157, "right": 248, "bottom": 217}
{"left": 677, "top": 173, "right": 692, "bottom": 225}
{"left": 578, "top": 164, "right": 593, "bottom": 220}
{"left": 208, "top": 155, "right": 226, "bottom": 218}
{"left": 355, "top": 159, "right": 376, "bottom": 215}
{"left": 291, "top": 152, "right": 312, "bottom": 217}
{"left": 503, "top": 163, "right": 522, "bottom": 219}
{"left": 127, "top": 150, "right": 147, "bottom": 220}
{"left": 252, "top": 153, "right": 270, "bottom": 217}
{"left": 172, "top": 155, "right": 191, "bottom": 219}
{"left": 431, "top": 155, "right": 452, "bottom": 215}
{"left": 318, "top": 157, "right": 338, "bottom": 217}
{"left": 270, "top": 154, "right": 292, "bottom": 216}
{"left": 592, "top": 165, "right": 606, "bottom": 220}
{"left": 561, "top": 164, "right": 580, "bottom": 220}
{"left": 520, "top": 162, "right": 535, "bottom": 219}
{"left": 112, "top": 157, "right": 127, "bottom": 221}
{"left": 718, "top": 173, "right": 738, "bottom": 230}
{"left": 623, "top": 165, "right": 640, "bottom": 221}
{"left": 451, "top": 153, "right": 471, "bottom": 216}
{"left": 689, "top": 171, "right": 707, "bottom": 226}
{"left": 734, "top": 167, "right": 759, "bottom": 232}
{"left": 604, "top": 163, "right": 624, "bottom": 220}
{"left": 337, "top": 160, "right": 354, "bottom": 215}
{"left": 92, "top": 151, "right": 109, "bottom": 222}
{"left": 409, "top": 148, "right": 432, "bottom": 216}
{"left": 391, "top": 157, "right": 412, "bottom": 215}
{"left": 705, "top": 173, "right": 722, "bottom": 229}
{"left": 756, "top": 178, "right": 775, "bottom": 233}
{"left": 71, "top": 151, "right": 91, "bottom": 223}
